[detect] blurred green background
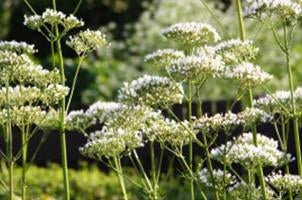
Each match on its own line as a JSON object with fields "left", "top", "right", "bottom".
{"left": 2, "top": 0, "right": 302, "bottom": 108}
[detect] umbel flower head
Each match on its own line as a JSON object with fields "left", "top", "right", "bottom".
{"left": 66, "top": 29, "right": 109, "bottom": 56}
{"left": 245, "top": 0, "right": 302, "bottom": 21}
{"left": 214, "top": 39, "right": 259, "bottom": 65}
{"left": 199, "top": 168, "right": 236, "bottom": 190}
{"left": 24, "top": 8, "right": 84, "bottom": 32}
{"left": 266, "top": 171, "right": 302, "bottom": 193}
{"left": 228, "top": 181, "right": 275, "bottom": 200}
{"left": 162, "top": 22, "right": 221, "bottom": 47}
{"left": 168, "top": 46, "right": 225, "bottom": 82}
{"left": 225, "top": 62, "right": 273, "bottom": 87}
{"left": 193, "top": 108, "right": 271, "bottom": 133}
{"left": 118, "top": 75, "right": 184, "bottom": 107}
{"left": 0, "top": 51, "right": 60, "bottom": 85}
{"left": 254, "top": 87, "right": 302, "bottom": 114}
{"left": 0, "top": 41, "right": 68, "bottom": 130}
{"left": 0, "top": 84, "right": 69, "bottom": 107}
{"left": 79, "top": 105, "right": 158, "bottom": 158}
{"left": 194, "top": 111, "right": 240, "bottom": 133}
{"left": 0, "top": 41, "right": 37, "bottom": 55}
{"left": 145, "top": 116, "right": 195, "bottom": 146}
{"left": 144, "top": 49, "right": 185, "bottom": 66}
{"left": 211, "top": 132, "right": 292, "bottom": 168}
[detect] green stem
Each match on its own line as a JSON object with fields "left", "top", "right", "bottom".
{"left": 248, "top": 170, "right": 252, "bottom": 200}
{"left": 248, "top": 89, "right": 267, "bottom": 199}
{"left": 150, "top": 142, "right": 158, "bottom": 200}
{"left": 21, "top": 126, "right": 27, "bottom": 200}
{"left": 132, "top": 150, "right": 153, "bottom": 192}
{"left": 187, "top": 81, "right": 195, "bottom": 200}
{"left": 202, "top": 132, "right": 220, "bottom": 200}
{"left": 52, "top": 0, "right": 56, "bottom": 10}
{"left": 50, "top": 41, "right": 56, "bottom": 69}
{"left": 73, "top": 0, "right": 84, "bottom": 15}
{"left": 5, "top": 80, "right": 13, "bottom": 200}
{"left": 235, "top": 0, "right": 246, "bottom": 40}
{"left": 114, "top": 156, "right": 128, "bottom": 200}
{"left": 283, "top": 24, "right": 302, "bottom": 199}
{"left": 66, "top": 57, "right": 84, "bottom": 113}
{"left": 281, "top": 117, "right": 293, "bottom": 200}
{"left": 56, "top": 35, "right": 70, "bottom": 200}
{"left": 235, "top": 0, "right": 267, "bottom": 198}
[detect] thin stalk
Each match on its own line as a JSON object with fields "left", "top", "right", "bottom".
{"left": 223, "top": 150, "right": 227, "bottom": 200}
{"left": 248, "top": 89, "right": 267, "bottom": 199}
{"left": 196, "top": 85, "right": 202, "bottom": 118}
{"left": 73, "top": 0, "right": 84, "bottom": 15}
{"left": 248, "top": 170, "right": 252, "bottom": 200}
{"left": 235, "top": 0, "right": 267, "bottom": 198}
{"left": 23, "top": 0, "right": 36, "bottom": 14}
{"left": 132, "top": 150, "right": 153, "bottom": 192}
{"left": 156, "top": 147, "right": 164, "bottom": 183}
{"left": 50, "top": 41, "right": 56, "bottom": 69}
{"left": 150, "top": 142, "right": 158, "bottom": 200}
{"left": 19, "top": 84, "right": 28, "bottom": 200}
{"left": 114, "top": 156, "right": 128, "bottom": 200}
{"left": 202, "top": 132, "right": 220, "bottom": 200}
{"left": 21, "top": 125, "right": 28, "bottom": 200}
{"left": 55, "top": 34, "right": 70, "bottom": 200}
{"left": 66, "top": 57, "right": 84, "bottom": 113}
{"left": 187, "top": 81, "right": 195, "bottom": 200}
{"left": 283, "top": 24, "right": 302, "bottom": 199}
{"left": 235, "top": 0, "right": 246, "bottom": 40}
{"left": 5, "top": 80, "right": 13, "bottom": 200}
{"left": 281, "top": 118, "right": 293, "bottom": 200}
{"left": 199, "top": 0, "right": 230, "bottom": 38}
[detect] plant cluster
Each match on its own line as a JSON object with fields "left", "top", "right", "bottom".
{"left": 2, "top": 0, "right": 302, "bottom": 200}
{"left": 67, "top": 0, "right": 302, "bottom": 199}
{"left": 0, "top": 1, "right": 109, "bottom": 200}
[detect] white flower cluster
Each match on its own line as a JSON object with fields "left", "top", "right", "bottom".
{"left": 238, "top": 107, "right": 273, "bottom": 127}
{"left": 0, "top": 84, "right": 68, "bottom": 107}
{"left": 245, "top": 0, "right": 302, "bottom": 20}
{"left": 254, "top": 87, "right": 302, "bottom": 114}
{"left": 145, "top": 116, "right": 194, "bottom": 146}
{"left": 162, "top": 22, "right": 221, "bottom": 47}
{"left": 144, "top": 49, "right": 185, "bottom": 66}
{"left": 194, "top": 111, "right": 240, "bottom": 133}
{"left": 199, "top": 168, "right": 236, "bottom": 189}
{"left": 118, "top": 75, "right": 184, "bottom": 106}
{"left": 0, "top": 106, "right": 59, "bottom": 128}
{"left": 211, "top": 132, "right": 291, "bottom": 168}
{"left": 228, "top": 181, "right": 275, "bottom": 200}
{"left": 266, "top": 171, "right": 302, "bottom": 192}
{"left": 225, "top": 62, "right": 273, "bottom": 87}
{"left": 78, "top": 105, "right": 160, "bottom": 158}
{"left": 214, "top": 39, "right": 259, "bottom": 65}
{"left": 66, "top": 29, "right": 109, "bottom": 56}
{"left": 24, "top": 8, "right": 84, "bottom": 31}
{"left": 168, "top": 47, "right": 225, "bottom": 81}
{"left": 0, "top": 41, "right": 37, "bottom": 54}
{"left": 85, "top": 101, "right": 124, "bottom": 124}
{"left": 43, "top": 84, "right": 69, "bottom": 105}
{"left": 0, "top": 41, "right": 68, "bottom": 130}
{"left": 0, "top": 51, "right": 60, "bottom": 85}
{"left": 194, "top": 108, "right": 271, "bottom": 133}
{"left": 66, "top": 101, "right": 124, "bottom": 131}
{"left": 79, "top": 126, "right": 143, "bottom": 158}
